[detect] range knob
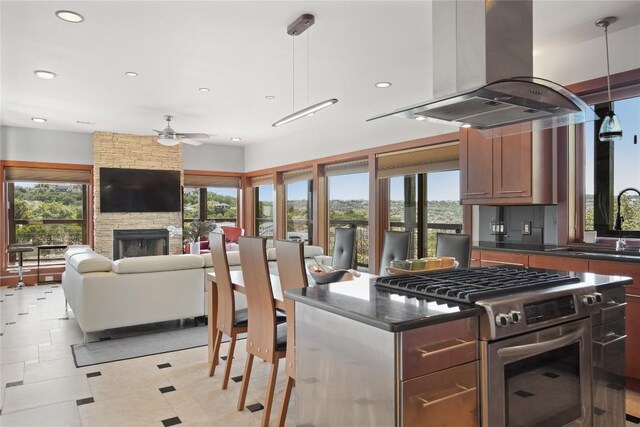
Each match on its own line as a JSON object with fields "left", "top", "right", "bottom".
{"left": 582, "top": 294, "right": 596, "bottom": 306}
{"left": 509, "top": 310, "right": 522, "bottom": 324}
{"left": 594, "top": 292, "right": 603, "bottom": 303}
{"left": 495, "top": 313, "right": 510, "bottom": 327}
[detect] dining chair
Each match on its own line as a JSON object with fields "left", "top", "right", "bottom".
{"left": 274, "top": 240, "right": 309, "bottom": 427}
{"left": 331, "top": 227, "right": 357, "bottom": 270}
{"left": 379, "top": 230, "right": 411, "bottom": 275}
{"left": 208, "top": 233, "right": 248, "bottom": 389}
{"left": 436, "top": 233, "right": 472, "bottom": 268}
{"left": 237, "top": 236, "right": 287, "bottom": 427}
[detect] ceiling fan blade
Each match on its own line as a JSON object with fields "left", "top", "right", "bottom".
{"left": 176, "top": 132, "right": 210, "bottom": 139}
{"left": 152, "top": 129, "right": 163, "bottom": 134}
{"left": 182, "top": 139, "right": 203, "bottom": 146}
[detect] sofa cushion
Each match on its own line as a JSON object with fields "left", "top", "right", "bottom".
{"left": 201, "top": 253, "right": 213, "bottom": 268}
{"left": 64, "top": 245, "right": 93, "bottom": 261}
{"left": 226, "top": 251, "right": 241, "bottom": 266}
{"left": 304, "top": 245, "right": 324, "bottom": 259}
{"left": 221, "top": 226, "right": 243, "bottom": 243}
{"left": 69, "top": 252, "right": 113, "bottom": 273}
{"left": 112, "top": 254, "right": 204, "bottom": 274}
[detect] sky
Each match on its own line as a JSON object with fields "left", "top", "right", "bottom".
{"left": 585, "top": 96, "right": 640, "bottom": 195}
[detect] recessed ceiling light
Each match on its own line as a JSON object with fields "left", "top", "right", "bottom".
{"left": 125, "top": 72, "right": 138, "bottom": 77}
{"left": 265, "top": 95, "right": 275, "bottom": 100}
{"left": 198, "top": 88, "right": 210, "bottom": 92}
{"left": 375, "top": 82, "right": 392, "bottom": 88}
{"left": 460, "top": 123, "right": 472, "bottom": 128}
{"left": 31, "top": 117, "right": 47, "bottom": 123}
{"left": 415, "top": 116, "right": 427, "bottom": 121}
{"left": 34, "top": 70, "right": 57, "bottom": 79}
{"left": 55, "top": 10, "right": 84, "bottom": 23}
{"left": 230, "top": 137, "right": 242, "bottom": 142}
{"left": 77, "top": 120, "right": 95, "bottom": 125}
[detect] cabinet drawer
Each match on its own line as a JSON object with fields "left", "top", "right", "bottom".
{"left": 402, "top": 361, "right": 478, "bottom": 427}
{"left": 470, "top": 250, "right": 481, "bottom": 267}
{"left": 400, "top": 317, "right": 477, "bottom": 381}
{"left": 592, "top": 287, "right": 626, "bottom": 326}
{"left": 479, "top": 251, "right": 529, "bottom": 267}
{"left": 528, "top": 255, "right": 589, "bottom": 273}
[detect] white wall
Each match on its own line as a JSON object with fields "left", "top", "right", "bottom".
{"left": 534, "top": 24, "right": 640, "bottom": 85}
{"left": 0, "top": 126, "right": 93, "bottom": 164}
{"left": 1, "top": 126, "right": 246, "bottom": 172}
{"left": 183, "top": 143, "right": 244, "bottom": 172}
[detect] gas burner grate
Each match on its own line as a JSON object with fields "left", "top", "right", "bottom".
{"left": 374, "top": 266, "right": 581, "bottom": 304}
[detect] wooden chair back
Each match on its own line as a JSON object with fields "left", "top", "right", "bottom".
{"left": 239, "top": 236, "right": 278, "bottom": 362}
{"left": 275, "top": 240, "right": 308, "bottom": 380}
{"left": 210, "top": 233, "right": 235, "bottom": 336}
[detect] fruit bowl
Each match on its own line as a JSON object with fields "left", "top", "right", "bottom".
{"left": 309, "top": 269, "right": 349, "bottom": 284}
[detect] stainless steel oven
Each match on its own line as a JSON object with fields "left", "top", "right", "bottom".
{"left": 481, "top": 318, "right": 592, "bottom": 427}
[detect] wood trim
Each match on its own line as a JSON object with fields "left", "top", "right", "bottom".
{"left": 243, "top": 132, "right": 459, "bottom": 178}
{"left": 183, "top": 169, "right": 243, "bottom": 177}
{"left": 312, "top": 164, "right": 328, "bottom": 252}
{"left": 566, "top": 68, "right": 640, "bottom": 96}
{"left": 370, "top": 154, "right": 387, "bottom": 275}
{"left": 242, "top": 177, "right": 255, "bottom": 236}
{"left": 0, "top": 160, "right": 92, "bottom": 171}
{"left": 275, "top": 171, "right": 286, "bottom": 240}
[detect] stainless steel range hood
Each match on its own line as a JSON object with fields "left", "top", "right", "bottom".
{"left": 367, "top": 0, "right": 594, "bottom": 133}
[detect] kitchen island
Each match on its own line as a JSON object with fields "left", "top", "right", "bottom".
{"left": 286, "top": 268, "right": 632, "bottom": 426}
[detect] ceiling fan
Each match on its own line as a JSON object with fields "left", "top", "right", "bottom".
{"left": 152, "top": 115, "right": 209, "bottom": 146}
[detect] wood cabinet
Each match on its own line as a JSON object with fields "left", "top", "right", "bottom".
{"left": 470, "top": 250, "right": 481, "bottom": 267}
{"left": 460, "top": 129, "right": 554, "bottom": 205}
{"left": 587, "top": 260, "right": 640, "bottom": 388}
{"left": 528, "top": 255, "right": 589, "bottom": 273}
{"left": 479, "top": 250, "right": 529, "bottom": 267}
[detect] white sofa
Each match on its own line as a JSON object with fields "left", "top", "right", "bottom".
{"left": 63, "top": 248, "right": 206, "bottom": 337}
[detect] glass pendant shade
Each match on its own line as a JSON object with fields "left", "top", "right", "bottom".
{"left": 599, "top": 110, "right": 623, "bottom": 142}
{"left": 158, "top": 136, "right": 179, "bottom": 146}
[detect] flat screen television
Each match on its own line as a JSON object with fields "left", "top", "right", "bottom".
{"left": 99, "top": 168, "right": 181, "bottom": 213}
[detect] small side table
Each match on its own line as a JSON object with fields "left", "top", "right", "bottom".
{"left": 7, "top": 245, "right": 35, "bottom": 288}
{"left": 37, "top": 244, "right": 68, "bottom": 285}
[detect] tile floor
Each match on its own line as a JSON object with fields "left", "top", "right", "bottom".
{"left": 1, "top": 284, "right": 639, "bottom": 426}
{"left": 0, "top": 284, "right": 294, "bottom": 426}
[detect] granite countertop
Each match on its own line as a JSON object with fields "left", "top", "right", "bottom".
{"left": 285, "top": 279, "right": 483, "bottom": 333}
{"left": 475, "top": 241, "right": 640, "bottom": 263}
{"left": 286, "top": 270, "right": 632, "bottom": 332}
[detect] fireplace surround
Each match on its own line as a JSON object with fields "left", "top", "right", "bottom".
{"left": 113, "top": 229, "right": 169, "bottom": 260}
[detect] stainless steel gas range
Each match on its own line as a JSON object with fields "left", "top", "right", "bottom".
{"left": 375, "top": 266, "right": 626, "bottom": 427}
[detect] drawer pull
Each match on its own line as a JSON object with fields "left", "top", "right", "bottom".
{"left": 416, "top": 339, "right": 473, "bottom": 358}
{"left": 600, "top": 302, "right": 627, "bottom": 312}
{"left": 593, "top": 334, "right": 627, "bottom": 347}
{"left": 464, "top": 191, "right": 487, "bottom": 196}
{"left": 496, "top": 190, "right": 524, "bottom": 194}
{"left": 415, "top": 384, "right": 476, "bottom": 408}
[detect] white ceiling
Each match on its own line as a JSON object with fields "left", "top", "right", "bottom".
{"left": 2, "top": 1, "right": 639, "bottom": 149}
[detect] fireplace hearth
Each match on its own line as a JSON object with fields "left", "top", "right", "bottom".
{"left": 113, "top": 229, "right": 169, "bottom": 260}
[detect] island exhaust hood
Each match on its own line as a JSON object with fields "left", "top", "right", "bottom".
{"left": 367, "top": 0, "right": 595, "bottom": 134}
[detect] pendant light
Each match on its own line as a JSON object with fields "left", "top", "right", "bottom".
{"left": 596, "top": 17, "right": 623, "bottom": 142}
{"left": 272, "top": 14, "right": 338, "bottom": 127}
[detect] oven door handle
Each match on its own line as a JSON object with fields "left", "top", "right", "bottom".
{"left": 497, "top": 327, "right": 584, "bottom": 358}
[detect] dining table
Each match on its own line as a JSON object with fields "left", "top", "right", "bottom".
{"left": 205, "top": 270, "right": 375, "bottom": 366}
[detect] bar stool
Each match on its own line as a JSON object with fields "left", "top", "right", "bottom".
{"left": 274, "top": 240, "right": 308, "bottom": 427}
{"left": 7, "top": 244, "right": 34, "bottom": 288}
{"left": 237, "top": 236, "right": 287, "bottom": 427}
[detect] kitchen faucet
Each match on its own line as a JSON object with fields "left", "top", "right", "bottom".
{"left": 614, "top": 187, "right": 640, "bottom": 251}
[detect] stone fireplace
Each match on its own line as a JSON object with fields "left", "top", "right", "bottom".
{"left": 113, "top": 229, "right": 169, "bottom": 260}
{"left": 93, "top": 132, "right": 183, "bottom": 259}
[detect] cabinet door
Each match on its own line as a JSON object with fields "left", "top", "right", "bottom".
{"left": 492, "top": 133, "right": 532, "bottom": 199}
{"left": 627, "top": 294, "right": 640, "bottom": 382}
{"left": 528, "top": 255, "right": 589, "bottom": 273}
{"left": 479, "top": 250, "right": 529, "bottom": 267}
{"left": 460, "top": 129, "right": 493, "bottom": 200}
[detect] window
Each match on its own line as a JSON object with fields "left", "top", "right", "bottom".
{"left": 255, "top": 183, "right": 274, "bottom": 247}
{"left": 327, "top": 162, "right": 369, "bottom": 268}
{"left": 388, "top": 171, "right": 463, "bottom": 258}
{"left": 6, "top": 172, "right": 89, "bottom": 266}
{"left": 182, "top": 174, "right": 240, "bottom": 233}
{"left": 286, "top": 179, "right": 312, "bottom": 244}
{"left": 584, "top": 95, "right": 640, "bottom": 237}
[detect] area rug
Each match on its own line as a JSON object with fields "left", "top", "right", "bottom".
{"left": 71, "top": 325, "right": 214, "bottom": 367}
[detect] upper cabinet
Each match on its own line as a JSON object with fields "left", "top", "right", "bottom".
{"left": 460, "top": 128, "right": 555, "bottom": 205}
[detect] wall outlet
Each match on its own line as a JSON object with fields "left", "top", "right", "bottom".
{"left": 522, "top": 221, "right": 532, "bottom": 235}
{"left": 45, "top": 275, "right": 54, "bottom": 282}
